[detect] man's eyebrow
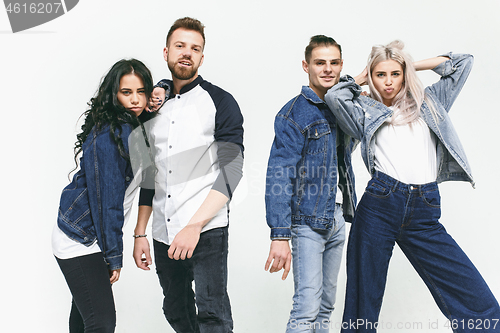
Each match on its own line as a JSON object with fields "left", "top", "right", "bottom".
{"left": 313, "top": 58, "right": 342, "bottom": 62}
{"left": 172, "top": 40, "right": 203, "bottom": 49}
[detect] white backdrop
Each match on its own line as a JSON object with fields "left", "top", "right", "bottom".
{"left": 1, "top": 0, "right": 499, "bottom": 332}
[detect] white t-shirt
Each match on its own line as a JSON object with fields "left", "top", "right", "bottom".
{"left": 373, "top": 113, "right": 437, "bottom": 185}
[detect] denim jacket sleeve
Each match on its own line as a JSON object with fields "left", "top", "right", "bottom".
{"left": 324, "top": 75, "right": 365, "bottom": 141}
{"left": 84, "top": 124, "right": 133, "bottom": 270}
{"left": 265, "top": 115, "right": 305, "bottom": 239}
{"left": 427, "top": 52, "right": 474, "bottom": 113}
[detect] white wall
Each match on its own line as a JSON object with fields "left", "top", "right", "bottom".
{"left": 1, "top": 0, "right": 499, "bottom": 332}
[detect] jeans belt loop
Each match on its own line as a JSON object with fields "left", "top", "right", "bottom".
{"left": 391, "top": 180, "right": 399, "bottom": 192}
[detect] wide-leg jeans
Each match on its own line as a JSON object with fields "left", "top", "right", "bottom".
{"left": 341, "top": 171, "right": 500, "bottom": 333}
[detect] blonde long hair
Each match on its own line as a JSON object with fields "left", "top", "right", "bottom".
{"left": 367, "top": 40, "right": 437, "bottom": 125}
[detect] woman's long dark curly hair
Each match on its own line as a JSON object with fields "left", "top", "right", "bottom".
{"left": 72, "top": 59, "right": 154, "bottom": 171}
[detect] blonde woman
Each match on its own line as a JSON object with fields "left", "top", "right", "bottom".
{"left": 325, "top": 41, "right": 500, "bottom": 332}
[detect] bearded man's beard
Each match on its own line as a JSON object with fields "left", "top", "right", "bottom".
{"left": 168, "top": 59, "right": 198, "bottom": 80}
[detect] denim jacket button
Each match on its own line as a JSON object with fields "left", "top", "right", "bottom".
{"left": 125, "top": 176, "right": 131, "bottom": 182}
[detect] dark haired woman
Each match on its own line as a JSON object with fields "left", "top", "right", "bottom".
{"left": 52, "top": 59, "right": 154, "bottom": 333}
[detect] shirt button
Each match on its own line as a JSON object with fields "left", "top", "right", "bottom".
{"left": 169, "top": 145, "right": 172, "bottom": 149}
{"left": 172, "top": 121, "right": 175, "bottom": 124}
{"left": 169, "top": 170, "right": 172, "bottom": 174}
{"left": 167, "top": 219, "right": 171, "bottom": 222}
{"left": 168, "top": 195, "right": 171, "bottom": 198}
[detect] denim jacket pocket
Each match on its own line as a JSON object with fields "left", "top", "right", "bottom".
{"left": 58, "top": 186, "right": 96, "bottom": 245}
{"left": 305, "top": 122, "right": 331, "bottom": 155}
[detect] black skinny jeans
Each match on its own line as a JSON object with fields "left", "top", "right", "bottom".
{"left": 56, "top": 252, "right": 116, "bottom": 333}
{"left": 153, "top": 226, "right": 233, "bottom": 333}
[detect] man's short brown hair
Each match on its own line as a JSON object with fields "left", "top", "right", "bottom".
{"left": 166, "top": 17, "right": 205, "bottom": 49}
{"left": 305, "top": 35, "right": 342, "bottom": 63}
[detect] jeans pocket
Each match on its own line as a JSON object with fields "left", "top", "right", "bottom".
{"left": 364, "top": 180, "right": 392, "bottom": 198}
{"left": 421, "top": 189, "right": 441, "bottom": 208}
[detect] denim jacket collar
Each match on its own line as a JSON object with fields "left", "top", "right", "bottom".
{"left": 301, "top": 85, "right": 325, "bottom": 105}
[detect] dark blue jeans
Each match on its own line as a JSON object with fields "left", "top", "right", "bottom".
{"left": 56, "top": 252, "right": 116, "bottom": 333}
{"left": 341, "top": 171, "right": 500, "bottom": 333}
{"left": 153, "top": 226, "right": 233, "bottom": 333}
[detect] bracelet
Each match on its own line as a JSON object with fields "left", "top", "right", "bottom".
{"left": 133, "top": 234, "right": 147, "bottom": 238}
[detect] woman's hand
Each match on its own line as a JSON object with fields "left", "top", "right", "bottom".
{"left": 109, "top": 268, "right": 121, "bottom": 284}
{"left": 354, "top": 67, "right": 368, "bottom": 86}
{"left": 146, "top": 87, "right": 166, "bottom": 112}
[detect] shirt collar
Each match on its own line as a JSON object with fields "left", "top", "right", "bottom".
{"left": 170, "top": 75, "right": 204, "bottom": 98}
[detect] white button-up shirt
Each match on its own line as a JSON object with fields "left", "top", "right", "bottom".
{"left": 139, "top": 76, "right": 244, "bottom": 245}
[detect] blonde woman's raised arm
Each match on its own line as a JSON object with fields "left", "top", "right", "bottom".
{"left": 414, "top": 56, "right": 449, "bottom": 71}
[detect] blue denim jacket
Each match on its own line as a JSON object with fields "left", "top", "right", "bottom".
{"left": 266, "top": 86, "right": 357, "bottom": 239}
{"left": 57, "top": 123, "right": 133, "bottom": 270}
{"left": 325, "top": 53, "right": 474, "bottom": 187}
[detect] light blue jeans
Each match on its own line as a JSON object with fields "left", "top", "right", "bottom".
{"left": 287, "top": 203, "right": 346, "bottom": 333}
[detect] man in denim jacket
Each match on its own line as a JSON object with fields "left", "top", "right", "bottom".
{"left": 265, "top": 35, "right": 357, "bottom": 332}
